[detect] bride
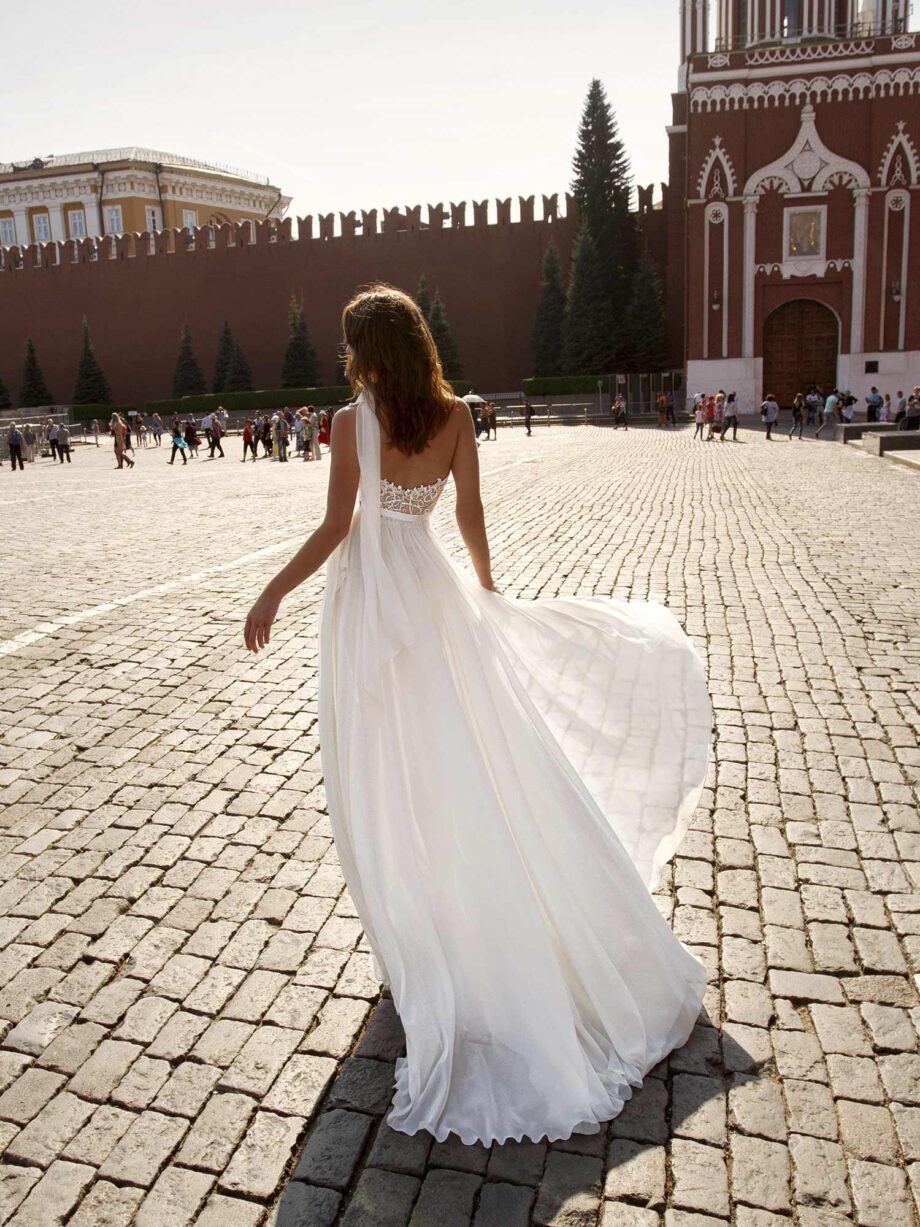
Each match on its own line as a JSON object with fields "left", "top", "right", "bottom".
{"left": 244, "top": 285, "right": 712, "bottom": 1146}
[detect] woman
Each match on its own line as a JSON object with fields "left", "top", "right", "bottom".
{"left": 110, "top": 414, "right": 134, "bottom": 469}
{"left": 720, "top": 392, "right": 739, "bottom": 441}
{"left": 693, "top": 399, "right": 705, "bottom": 440}
{"left": 168, "top": 423, "right": 189, "bottom": 466}
{"left": 152, "top": 413, "right": 164, "bottom": 446}
{"left": 318, "top": 410, "right": 331, "bottom": 448}
{"left": 244, "top": 286, "right": 710, "bottom": 1146}
{"left": 789, "top": 393, "right": 805, "bottom": 439}
{"left": 242, "top": 419, "right": 257, "bottom": 462}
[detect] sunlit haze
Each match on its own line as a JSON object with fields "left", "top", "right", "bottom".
{"left": 7, "top": 0, "right": 681, "bottom": 218}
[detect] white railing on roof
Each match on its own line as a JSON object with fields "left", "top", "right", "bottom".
{"left": 0, "top": 148, "right": 271, "bottom": 185}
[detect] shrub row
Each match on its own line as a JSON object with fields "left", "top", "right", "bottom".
{"left": 144, "top": 386, "right": 354, "bottom": 417}
{"left": 521, "top": 375, "right": 611, "bottom": 396}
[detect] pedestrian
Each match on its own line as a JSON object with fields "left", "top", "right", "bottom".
{"left": 816, "top": 389, "right": 838, "bottom": 437}
{"left": 713, "top": 394, "right": 725, "bottom": 440}
{"left": 789, "top": 393, "right": 805, "bottom": 439}
{"left": 294, "top": 410, "right": 306, "bottom": 457}
{"left": 201, "top": 410, "right": 213, "bottom": 451}
{"left": 48, "top": 419, "right": 60, "bottom": 461}
{"left": 58, "top": 423, "right": 72, "bottom": 462}
{"left": 865, "top": 385, "right": 882, "bottom": 423}
{"left": 704, "top": 395, "right": 716, "bottom": 440}
{"left": 184, "top": 418, "right": 199, "bottom": 457}
{"left": 151, "top": 414, "right": 163, "bottom": 446}
{"left": 900, "top": 394, "right": 920, "bottom": 432}
{"left": 7, "top": 422, "right": 24, "bottom": 472}
{"left": 308, "top": 407, "right": 321, "bottom": 461}
{"left": 666, "top": 391, "right": 676, "bottom": 426}
{"left": 841, "top": 391, "right": 857, "bottom": 424}
{"left": 168, "top": 424, "right": 190, "bottom": 465}
{"left": 319, "top": 411, "right": 331, "bottom": 448}
{"left": 523, "top": 397, "right": 533, "bottom": 437}
{"left": 209, "top": 415, "right": 225, "bottom": 458}
{"left": 90, "top": 418, "right": 100, "bottom": 448}
{"left": 693, "top": 400, "right": 705, "bottom": 440}
{"left": 22, "top": 423, "right": 36, "bottom": 462}
{"left": 895, "top": 390, "right": 907, "bottom": 423}
{"left": 485, "top": 402, "right": 497, "bottom": 441}
{"left": 613, "top": 393, "right": 628, "bottom": 429}
{"left": 110, "top": 413, "right": 135, "bottom": 469}
{"left": 880, "top": 393, "right": 892, "bottom": 422}
{"left": 720, "top": 392, "right": 739, "bottom": 441}
{"left": 134, "top": 415, "right": 145, "bottom": 448}
{"left": 276, "top": 414, "right": 290, "bottom": 462}
{"left": 656, "top": 392, "right": 667, "bottom": 429}
{"left": 242, "top": 419, "right": 257, "bottom": 462}
{"left": 262, "top": 416, "right": 273, "bottom": 458}
{"left": 761, "top": 393, "right": 779, "bottom": 440}
{"left": 804, "top": 387, "right": 819, "bottom": 427}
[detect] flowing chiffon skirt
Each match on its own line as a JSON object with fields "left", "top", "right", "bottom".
{"left": 318, "top": 507, "right": 711, "bottom": 1145}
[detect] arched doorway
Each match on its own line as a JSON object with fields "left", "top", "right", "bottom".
{"left": 762, "top": 300, "right": 838, "bottom": 407}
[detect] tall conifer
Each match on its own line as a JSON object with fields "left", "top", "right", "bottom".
{"left": 415, "top": 274, "right": 432, "bottom": 321}
{"left": 19, "top": 338, "right": 53, "bottom": 408}
{"left": 225, "top": 341, "right": 254, "bottom": 393}
{"left": 532, "top": 245, "right": 566, "bottom": 377}
{"left": 281, "top": 294, "right": 321, "bottom": 387}
{"left": 72, "top": 318, "right": 113, "bottom": 405}
{"left": 428, "top": 295, "right": 463, "bottom": 380}
{"left": 562, "top": 227, "right": 615, "bottom": 376}
{"left": 620, "top": 250, "right": 668, "bottom": 372}
{"left": 212, "top": 321, "right": 235, "bottom": 394}
{"left": 172, "top": 325, "right": 207, "bottom": 398}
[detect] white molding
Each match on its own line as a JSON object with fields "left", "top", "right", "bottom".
{"left": 743, "top": 197, "right": 758, "bottom": 357}
{"left": 691, "top": 60, "right": 920, "bottom": 109}
{"left": 878, "top": 120, "right": 920, "bottom": 185}
{"left": 697, "top": 136, "right": 738, "bottom": 198}
{"left": 690, "top": 47, "right": 920, "bottom": 82}
{"left": 743, "top": 106, "right": 871, "bottom": 195}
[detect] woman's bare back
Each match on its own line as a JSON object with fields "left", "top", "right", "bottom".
{"left": 379, "top": 400, "right": 467, "bottom": 489}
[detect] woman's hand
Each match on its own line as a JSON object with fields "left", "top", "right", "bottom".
{"left": 244, "top": 588, "right": 281, "bottom": 653}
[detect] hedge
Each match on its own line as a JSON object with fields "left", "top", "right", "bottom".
{"left": 146, "top": 379, "right": 473, "bottom": 417}
{"left": 521, "top": 375, "right": 611, "bottom": 396}
{"left": 69, "top": 404, "right": 135, "bottom": 424}
{"left": 145, "top": 386, "right": 353, "bottom": 417}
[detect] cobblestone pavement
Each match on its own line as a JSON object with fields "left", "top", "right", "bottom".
{"left": 1, "top": 423, "right": 919, "bottom": 1227}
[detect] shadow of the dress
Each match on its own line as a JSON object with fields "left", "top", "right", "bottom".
{"left": 269, "top": 998, "right": 765, "bottom": 1225}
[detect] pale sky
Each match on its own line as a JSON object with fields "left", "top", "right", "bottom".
{"left": 7, "top": 0, "right": 681, "bottom": 220}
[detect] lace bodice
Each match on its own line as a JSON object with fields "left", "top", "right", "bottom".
{"left": 379, "top": 476, "right": 448, "bottom": 516}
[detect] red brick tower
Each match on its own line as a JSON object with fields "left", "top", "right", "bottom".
{"left": 668, "top": 0, "right": 919, "bottom": 407}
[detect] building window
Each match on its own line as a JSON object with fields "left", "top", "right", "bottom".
{"left": 33, "top": 213, "right": 51, "bottom": 243}
{"left": 182, "top": 208, "right": 198, "bottom": 229}
{"left": 0, "top": 218, "right": 14, "bottom": 246}
{"left": 68, "top": 210, "right": 86, "bottom": 239}
{"left": 146, "top": 206, "right": 162, "bottom": 232}
{"left": 784, "top": 205, "right": 826, "bottom": 261}
{"left": 104, "top": 205, "right": 124, "bottom": 235}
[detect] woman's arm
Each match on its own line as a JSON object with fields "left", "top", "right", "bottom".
{"left": 451, "top": 403, "right": 495, "bottom": 590}
{"left": 244, "top": 408, "right": 359, "bottom": 652}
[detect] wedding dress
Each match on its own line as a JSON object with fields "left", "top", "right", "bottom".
{"left": 318, "top": 392, "right": 711, "bottom": 1146}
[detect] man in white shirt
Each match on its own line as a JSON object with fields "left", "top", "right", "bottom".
{"left": 201, "top": 413, "right": 213, "bottom": 450}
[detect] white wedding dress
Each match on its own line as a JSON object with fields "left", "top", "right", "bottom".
{"left": 318, "top": 393, "right": 712, "bottom": 1146}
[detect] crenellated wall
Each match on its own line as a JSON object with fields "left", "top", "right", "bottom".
{"left": 0, "top": 188, "right": 668, "bottom": 405}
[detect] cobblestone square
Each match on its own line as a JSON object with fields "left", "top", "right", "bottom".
{"left": 1, "top": 423, "right": 919, "bottom": 1225}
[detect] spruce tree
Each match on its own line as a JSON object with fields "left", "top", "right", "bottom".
{"left": 225, "top": 341, "right": 254, "bottom": 393}
{"left": 415, "top": 274, "right": 432, "bottom": 321}
{"left": 532, "top": 244, "right": 566, "bottom": 376}
{"left": 571, "top": 78, "right": 636, "bottom": 315}
{"left": 428, "top": 295, "right": 463, "bottom": 380}
{"left": 19, "top": 338, "right": 53, "bottom": 408}
{"left": 562, "top": 226, "right": 616, "bottom": 376}
{"left": 172, "top": 325, "right": 207, "bottom": 398}
{"left": 212, "top": 321, "right": 236, "bottom": 394}
{"left": 620, "top": 249, "right": 668, "bottom": 372}
{"left": 281, "top": 294, "right": 321, "bottom": 387}
{"left": 72, "top": 317, "right": 113, "bottom": 405}
{"left": 0, "top": 376, "right": 10, "bottom": 410}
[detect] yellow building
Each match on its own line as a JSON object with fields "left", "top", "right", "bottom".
{"left": 0, "top": 147, "right": 290, "bottom": 247}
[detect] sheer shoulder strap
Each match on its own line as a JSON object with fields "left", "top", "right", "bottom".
{"left": 354, "top": 391, "right": 414, "bottom": 693}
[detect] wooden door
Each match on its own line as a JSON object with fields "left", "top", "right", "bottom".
{"left": 762, "top": 300, "right": 838, "bottom": 408}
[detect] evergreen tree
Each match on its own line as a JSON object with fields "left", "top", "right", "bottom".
{"left": 334, "top": 344, "right": 348, "bottom": 385}
{"left": 415, "top": 274, "right": 432, "bottom": 321}
{"left": 172, "top": 325, "right": 207, "bottom": 398}
{"left": 212, "top": 321, "right": 236, "bottom": 394}
{"left": 72, "top": 317, "right": 113, "bottom": 405}
{"left": 620, "top": 249, "right": 668, "bottom": 372}
{"left": 562, "top": 226, "right": 616, "bottom": 376}
{"left": 571, "top": 78, "right": 636, "bottom": 315}
{"left": 0, "top": 376, "right": 10, "bottom": 410}
{"left": 225, "top": 340, "right": 254, "bottom": 393}
{"left": 19, "top": 338, "right": 53, "bottom": 408}
{"left": 532, "top": 244, "right": 566, "bottom": 376}
{"left": 281, "top": 294, "right": 321, "bottom": 387}
{"left": 428, "top": 294, "right": 463, "bottom": 380}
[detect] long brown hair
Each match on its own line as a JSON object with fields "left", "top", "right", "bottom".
{"left": 342, "top": 284, "right": 455, "bottom": 454}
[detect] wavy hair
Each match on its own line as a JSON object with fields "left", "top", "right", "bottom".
{"left": 342, "top": 284, "right": 455, "bottom": 454}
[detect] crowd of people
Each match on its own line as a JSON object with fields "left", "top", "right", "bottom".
{"left": 687, "top": 384, "right": 920, "bottom": 442}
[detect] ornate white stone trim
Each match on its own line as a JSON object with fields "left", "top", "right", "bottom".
{"left": 743, "top": 106, "right": 871, "bottom": 195}
{"left": 708, "top": 52, "right": 731, "bottom": 67}
{"left": 696, "top": 136, "right": 739, "bottom": 199}
{"left": 691, "top": 65, "right": 920, "bottom": 110}
{"left": 878, "top": 121, "right": 920, "bottom": 185}
{"left": 745, "top": 39, "right": 874, "bottom": 66}
{"left": 893, "top": 33, "right": 917, "bottom": 48}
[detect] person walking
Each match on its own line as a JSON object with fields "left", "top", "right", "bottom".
{"left": 184, "top": 418, "right": 199, "bottom": 457}
{"left": 58, "top": 423, "right": 72, "bottom": 463}
{"left": 7, "top": 423, "right": 24, "bottom": 472}
{"left": 309, "top": 407, "right": 322, "bottom": 461}
{"left": 201, "top": 411, "right": 213, "bottom": 451}
{"left": 865, "top": 386, "right": 882, "bottom": 423}
{"left": 895, "top": 391, "right": 907, "bottom": 423}
{"left": 294, "top": 411, "right": 306, "bottom": 457}
{"left": 151, "top": 414, "right": 163, "bottom": 446}
{"left": 761, "top": 393, "right": 779, "bottom": 440}
{"left": 880, "top": 393, "right": 892, "bottom": 422}
{"left": 693, "top": 400, "right": 705, "bottom": 439}
{"left": 209, "top": 415, "right": 225, "bottom": 459}
{"left": 243, "top": 284, "right": 710, "bottom": 1149}
{"left": 23, "top": 424, "right": 36, "bottom": 462}
{"left": 277, "top": 414, "right": 290, "bottom": 462}
{"left": 789, "top": 393, "right": 805, "bottom": 439}
{"left": 523, "top": 397, "right": 533, "bottom": 436}
{"left": 48, "top": 420, "right": 60, "bottom": 462}
{"left": 816, "top": 389, "right": 838, "bottom": 438}
{"left": 720, "top": 392, "right": 740, "bottom": 441}
{"left": 90, "top": 419, "right": 100, "bottom": 448}
{"left": 110, "top": 413, "right": 135, "bottom": 469}
{"left": 666, "top": 391, "right": 676, "bottom": 426}
{"left": 242, "top": 419, "right": 257, "bottom": 462}
{"left": 841, "top": 391, "right": 857, "bottom": 424}
{"left": 168, "top": 423, "right": 190, "bottom": 465}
